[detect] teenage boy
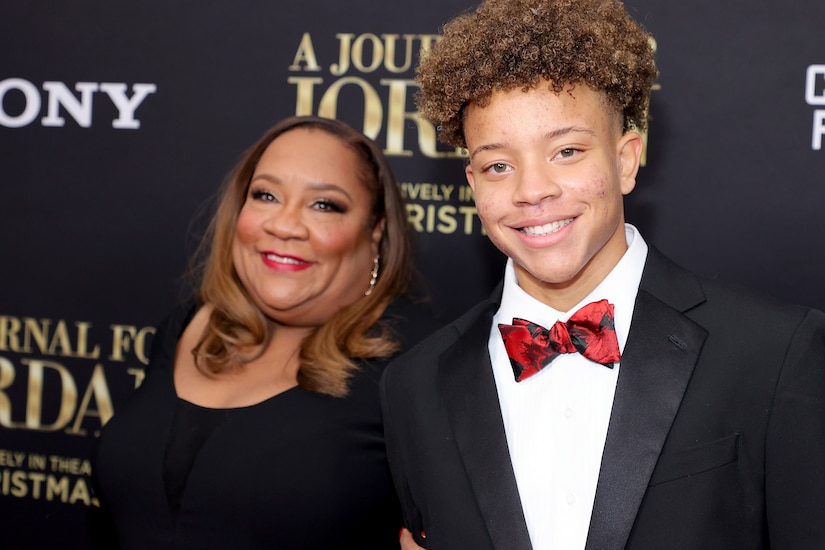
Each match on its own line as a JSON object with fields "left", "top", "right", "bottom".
{"left": 381, "top": 0, "right": 825, "bottom": 548}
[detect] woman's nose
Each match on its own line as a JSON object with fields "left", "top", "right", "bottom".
{"left": 261, "top": 205, "right": 309, "bottom": 240}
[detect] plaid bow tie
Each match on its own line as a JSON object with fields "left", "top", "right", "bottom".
{"left": 498, "top": 299, "right": 621, "bottom": 382}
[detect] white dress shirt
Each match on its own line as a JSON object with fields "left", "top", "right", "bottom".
{"left": 488, "top": 224, "right": 648, "bottom": 550}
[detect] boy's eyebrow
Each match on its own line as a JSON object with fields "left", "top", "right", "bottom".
{"left": 543, "top": 126, "right": 595, "bottom": 140}
{"left": 469, "top": 126, "right": 595, "bottom": 159}
{"left": 469, "top": 142, "right": 506, "bottom": 160}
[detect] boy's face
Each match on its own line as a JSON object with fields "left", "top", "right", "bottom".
{"left": 464, "top": 83, "right": 643, "bottom": 311}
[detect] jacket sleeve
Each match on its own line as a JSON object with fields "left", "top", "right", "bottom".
{"left": 380, "top": 363, "right": 428, "bottom": 548}
{"left": 765, "top": 307, "right": 825, "bottom": 547}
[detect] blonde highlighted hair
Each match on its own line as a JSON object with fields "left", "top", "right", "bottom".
{"left": 193, "top": 116, "right": 413, "bottom": 397}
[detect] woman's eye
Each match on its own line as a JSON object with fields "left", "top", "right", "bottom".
{"left": 557, "top": 148, "right": 578, "bottom": 159}
{"left": 488, "top": 162, "right": 509, "bottom": 174}
{"left": 314, "top": 199, "right": 345, "bottom": 213}
{"left": 250, "top": 190, "right": 275, "bottom": 201}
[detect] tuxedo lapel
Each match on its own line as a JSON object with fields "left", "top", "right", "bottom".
{"left": 439, "top": 297, "right": 534, "bottom": 550}
{"left": 585, "top": 249, "right": 709, "bottom": 550}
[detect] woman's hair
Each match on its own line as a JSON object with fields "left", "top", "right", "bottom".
{"left": 194, "top": 115, "right": 414, "bottom": 397}
{"left": 416, "top": 0, "right": 659, "bottom": 149}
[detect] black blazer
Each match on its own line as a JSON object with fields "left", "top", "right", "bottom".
{"left": 380, "top": 248, "right": 825, "bottom": 549}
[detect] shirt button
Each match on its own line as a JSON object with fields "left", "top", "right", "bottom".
{"left": 564, "top": 407, "right": 574, "bottom": 418}
{"left": 567, "top": 493, "right": 577, "bottom": 506}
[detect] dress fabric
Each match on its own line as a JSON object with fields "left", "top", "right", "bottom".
{"left": 94, "top": 299, "right": 437, "bottom": 549}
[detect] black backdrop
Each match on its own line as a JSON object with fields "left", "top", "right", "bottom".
{"left": 2, "top": 1, "right": 824, "bottom": 547}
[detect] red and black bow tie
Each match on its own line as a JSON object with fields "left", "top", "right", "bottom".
{"left": 498, "top": 299, "right": 621, "bottom": 382}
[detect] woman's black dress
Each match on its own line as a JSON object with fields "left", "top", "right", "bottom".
{"left": 94, "top": 300, "right": 438, "bottom": 549}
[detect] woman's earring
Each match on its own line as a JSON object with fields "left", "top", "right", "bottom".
{"left": 364, "top": 254, "right": 380, "bottom": 296}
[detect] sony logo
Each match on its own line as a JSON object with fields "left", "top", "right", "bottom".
{"left": 0, "top": 78, "right": 156, "bottom": 129}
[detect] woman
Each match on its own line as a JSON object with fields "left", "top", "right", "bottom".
{"left": 94, "top": 116, "right": 438, "bottom": 549}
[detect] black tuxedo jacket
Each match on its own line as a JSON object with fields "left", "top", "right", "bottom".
{"left": 381, "top": 248, "right": 825, "bottom": 549}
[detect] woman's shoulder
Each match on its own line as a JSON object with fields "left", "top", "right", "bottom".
{"left": 349, "top": 297, "right": 442, "bottom": 388}
{"left": 146, "top": 300, "right": 202, "bottom": 370}
{"left": 380, "top": 295, "right": 443, "bottom": 354}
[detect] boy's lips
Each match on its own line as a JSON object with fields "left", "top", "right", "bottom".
{"left": 519, "top": 217, "right": 574, "bottom": 236}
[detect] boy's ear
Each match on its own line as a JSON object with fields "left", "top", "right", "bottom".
{"left": 465, "top": 163, "right": 476, "bottom": 191}
{"left": 618, "top": 131, "right": 644, "bottom": 195}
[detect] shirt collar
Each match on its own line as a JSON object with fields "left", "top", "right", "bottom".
{"left": 496, "top": 223, "right": 648, "bottom": 352}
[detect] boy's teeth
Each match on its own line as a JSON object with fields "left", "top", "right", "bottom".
{"left": 522, "top": 218, "right": 572, "bottom": 236}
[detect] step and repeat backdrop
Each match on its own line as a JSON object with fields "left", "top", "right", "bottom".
{"left": 1, "top": 0, "right": 824, "bottom": 546}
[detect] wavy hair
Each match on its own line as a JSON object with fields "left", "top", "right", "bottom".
{"left": 416, "top": 0, "right": 659, "bottom": 148}
{"left": 193, "top": 116, "right": 413, "bottom": 397}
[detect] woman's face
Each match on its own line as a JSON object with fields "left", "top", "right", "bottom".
{"left": 233, "top": 127, "right": 382, "bottom": 328}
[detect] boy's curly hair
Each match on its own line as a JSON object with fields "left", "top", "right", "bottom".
{"left": 416, "top": 0, "right": 659, "bottom": 148}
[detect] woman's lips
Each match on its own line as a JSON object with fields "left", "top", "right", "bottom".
{"left": 261, "top": 252, "right": 312, "bottom": 271}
